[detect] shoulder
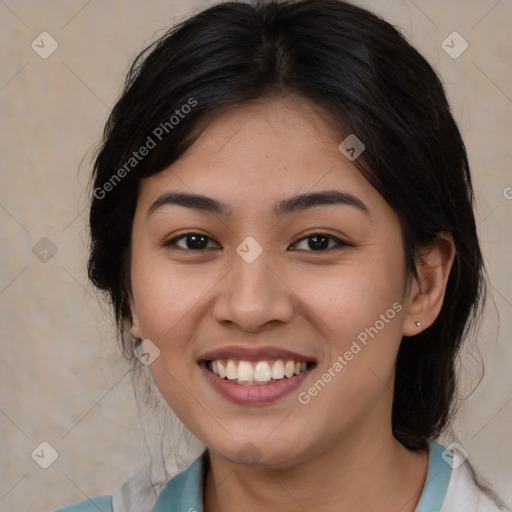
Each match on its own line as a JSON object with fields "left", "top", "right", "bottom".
{"left": 51, "top": 471, "right": 161, "bottom": 512}
{"left": 51, "top": 451, "right": 206, "bottom": 512}
{"left": 441, "top": 460, "right": 511, "bottom": 512}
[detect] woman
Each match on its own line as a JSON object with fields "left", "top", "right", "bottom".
{"left": 55, "top": 0, "right": 510, "bottom": 510}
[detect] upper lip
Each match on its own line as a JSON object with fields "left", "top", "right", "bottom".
{"left": 198, "top": 345, "right": 317, "bottom": 363}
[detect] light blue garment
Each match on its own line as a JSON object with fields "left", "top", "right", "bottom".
{"left": 54, "top": 495, "right": 113, "bottom": 512}
{"left": 415, "top": 439, "right": 452, "bottom": 512}
{"left": 54, "top": 439, "right": 451, "bottom": 512}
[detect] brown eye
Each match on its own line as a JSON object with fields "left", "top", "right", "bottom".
{"left": 291, "top": 233, "right": 348, "bottom": 252}
{"left": 164, "top": 233, "right": 220, "bottom": 251}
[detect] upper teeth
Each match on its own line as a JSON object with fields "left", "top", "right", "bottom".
{"left": 210, "top": 359, "right": 308, "bottom": 384}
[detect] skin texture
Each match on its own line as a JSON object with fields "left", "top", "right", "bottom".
{"left": 129, "top": 95, "right": 455, "bottom": 512}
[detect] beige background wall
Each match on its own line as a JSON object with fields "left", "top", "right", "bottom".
{"left": 1, "top": 0, "right": 511, "bottom": 510}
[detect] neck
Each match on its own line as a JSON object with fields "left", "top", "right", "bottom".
{"left": 203, "top": 428, "right": 429, "bottom": 512}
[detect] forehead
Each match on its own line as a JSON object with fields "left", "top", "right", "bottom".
{"left": 137, "top": 96, "right": 389, "bottom": 217}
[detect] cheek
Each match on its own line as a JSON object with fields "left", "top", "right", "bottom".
{"left": 130, "top": 257, "right": 215, "bottom": 422}
{"left": 296, "top": 275, "right": 404, "bottom": 422}
{"left": 295, "top": 254, "right": 405, "bottom": 345}
{"left": 293, "top": 253, "right": 406, "bottom": 410}
{"left": 131, "top": 248, "right": 213, "bottom": 343}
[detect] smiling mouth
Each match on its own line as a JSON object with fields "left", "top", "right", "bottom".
{"left": 202, "top": 358, "right": 316, "bottom": 385}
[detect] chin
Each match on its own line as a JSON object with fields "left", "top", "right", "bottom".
{"left": 208, "top": 435, "right": 308, "bottom": 470}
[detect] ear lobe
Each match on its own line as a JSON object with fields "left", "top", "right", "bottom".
{"left": 402, "top": 234, "right": 456, "bottom": 337}
{"left": 128, "top": 295, "right": 142, "bottom": 339}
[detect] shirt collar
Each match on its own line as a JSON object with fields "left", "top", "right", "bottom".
{"left": 151, "top": 450, "right": 207, "bottom": 512}
{"left": 414, "top": 439, "right": 452, "bottom": 512}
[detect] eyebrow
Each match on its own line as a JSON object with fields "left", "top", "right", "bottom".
{"left": 147, "top": 189, "right": 369, "bottom": 218}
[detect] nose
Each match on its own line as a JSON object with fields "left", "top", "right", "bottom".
{"left": 211, "top": 245, "right": 295, "bottom": 333}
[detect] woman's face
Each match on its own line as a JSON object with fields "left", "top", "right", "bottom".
{"left": 129, "top": 95, "right": 414, "bottom": 467}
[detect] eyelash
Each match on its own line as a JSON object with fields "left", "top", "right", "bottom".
{"left": 163, "top": 232, "right": 350, "bottom": 253}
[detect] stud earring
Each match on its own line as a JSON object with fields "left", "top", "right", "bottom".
{"left": 415, "top": 321, "right": 422, "bottom": 328}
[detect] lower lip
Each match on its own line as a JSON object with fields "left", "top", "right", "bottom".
{"left": 200, "top": 364, "right": 313, "bottom": 405}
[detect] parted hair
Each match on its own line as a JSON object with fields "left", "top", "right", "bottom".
{"left": 88, "top": 0, "right": 486, "bottom": 452}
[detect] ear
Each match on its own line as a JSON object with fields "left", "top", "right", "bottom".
{"left": 402, "top": 233, "right": 456, "bottom": 336}
{"left": 128, "top": 294, "right": 142, "bottom": 339}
